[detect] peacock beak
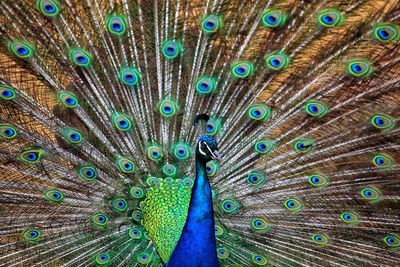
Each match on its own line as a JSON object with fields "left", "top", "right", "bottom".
{"left": 211, "top": 150, "right": 222, "bottom": 162}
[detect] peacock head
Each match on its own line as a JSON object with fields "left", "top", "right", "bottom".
{"left": 196, "top": 134, "right": 221, "bottom": 162}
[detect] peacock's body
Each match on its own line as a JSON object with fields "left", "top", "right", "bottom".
{"left": 1, "top": 0, "right": 400, "bottom": 266}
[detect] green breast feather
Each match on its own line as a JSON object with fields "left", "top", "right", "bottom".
{"left": 141, "top": 177, "right": 193, "bottom": 262}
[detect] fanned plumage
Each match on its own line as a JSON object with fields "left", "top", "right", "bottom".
{"left": 1, "top": 0, "right": 400, "bottom": 266}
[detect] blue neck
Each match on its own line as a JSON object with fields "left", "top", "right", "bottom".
{"left": 165, "top": 159, "right": 219, "bottom": 267}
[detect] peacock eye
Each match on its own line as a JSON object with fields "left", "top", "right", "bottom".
{"left": 119, "top": 66, "right": 141, "bottom": 86}
{"left": 293, "top": 138, "right": 314, "bottom": 153}
{"left": 284, "top": 198, "right": 303, "bottom": 213}
{"left": 183, "top": 177, "right": 194, "bottom": 188}
{"left": 162, "top": 163, "right": 177, "bottom": 177}
{"left": 0, "top": 124, "right": 18, "bottom": 139}
{"left": 78, "top": 165, "right": 98, "bottom": 181}
{"left": 340, "top": 211, "right": 359, "bottom": 225}
{"left": 216, "top": 246, "right": 230, "bottom": 260}
{"left": 136, "top": 252, "right": 151, "bottom": 264}
{"left": 173, "top": 143, "right": 191, "bottom": 160}
{"left": 252, "top": 254, "right": 268, "bottom": 265}
{"left": 69, "top": 48, "right": 92, "bottom": 67}
{"left": 62, "top": 128, "right": 83, "bottom": 144}
{"left": 22, "top": 229, "right": 42, "bottom": 243}
{"left": 92, "top": 213, "right": 109, "bottom": 226}
{"left": 265, "top": 51, "right": 290, "bottom": 71}
{"left": 347, "top": 59, "right": 373, "bottom": 78}
{"left": 214, "top": 225, "right": 226, "bottom": 237}
{"left": 220, "top": 198, "right": 240, "bottom": 214}
{"left": 372, "top": 154, "right": 393, "bottom": 169}
{"left": 254, "top": 139, "right": 275, "bottom": 154}
{"left": 360, "top": 187, "right": 382, "bottom": 203}
{"left": 36, "top": 0, "right": 61, "bottom": 17}
{"left": 111, "top": 197, "right": 127, "bottom": 212}
{"left": 311, "top": 233, "right": 329, "bottom": 246}
{"left": 161, "top": 40, "right": 183, "bottom": 59}
{"left": 383, "top": 234, "right": 400, "bottom": 248}
{"left": 373, "top": 23, "right": 398, "bottom": 43}
{"left": 195, "top": 77, "right": 217, "bottom": 95}
{"left": 248, "top": 104, "right": 271, "bottom": 121}
{"left": 116, "top": 157, "right": 135, "bottom": 173}
{"left": 307, "top": 173, "right": 328, "bottom": 188}
{"left": 205, "top": 117, "right": 221, "bottom": 136}
{"left": 262, "top": 9, "right": 287, "bottom": 28}
{"left": 107, "top": 15, "right": 127, "bottom": 36}
{"left": 304, "top": 100, "right": 329, "bottom": 118}
{"left": 57, "top": 91, "right": 79, "bottom": 107}
{"left": 250, "top": 217, "right": 270, "bottom": 233}
{"left": 95, "top": 253, "right": 110, "bottom": 265}
{"left": 112, "top": 112, "right": 133, "bottom": 131}
{"left": 159, "top": 99, "right": 178, "bottom": 118}
{"left": 19, "top": 148, "right": 45, "bottom": 164}
{"left": 370, "top": 114, "right": 394, "bottom": 130}
{"left": 9, "top": 40, "right": 35, "bottom": 59}
{"left": 231, "top": 61, "right": 254, "bottom": 78}
{"left": 131, "top": 210, "right": 143, "bottom": 222}
{"left": 44, "top": 189, "right": 64, "bottom": 203}
{"left": 0, "top": 85, "right": 17, "bottom": 101}
{"left": 129, "top": 186, "right": 145, "bottom": 199}
{"left": 206, "top": 160, "right": 219, "bottom": 176}
{"left": 147, "top": 145, "right": 163, "bottom": 161}
{"left": 247, "top": 171, "right": 267, "bottom": 186}
{"left": 129, "top": 227, "right": 143, "bottom": 239}
{"left": 317, "top": 8, "right": 344, "bottom": 27}
{"left": 201, "top": 15, "right": 221, "bottom": 34}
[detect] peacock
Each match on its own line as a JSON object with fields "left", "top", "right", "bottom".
{"left": 1, "top": 0, "right": 400, "bottom": 266}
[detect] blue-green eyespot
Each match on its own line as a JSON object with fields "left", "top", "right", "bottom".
{"left": 0, "top": 124, "right": 18, "bottom": 139}
{"left": 293, "top": 138, "right": 314, "bottom": 153}
{"left": 304, "top": 100, "right": 329, "bottom": 118}
{"left": 0, "top": 85, "right": 17, "bottom": 101}
{"left": 162, "top": 163, "right": 177, "bottom": 177}
{"left": 250, "top": 217, "right": 271, "bottom": 233}
{"left": 57, "top": 91, "right": 79, "bottom": 108}
{"left": 214, "top": 225, "right": 227, "bottom": 238}
{"left": 21, "top": 229, "right": 42, "bottom": 243}
{"left": 311, "top": 233, "right": 329, "bottom": 246}
{"left": 62, "top": 128, "right": 83, "bottom": 144}
{"left": 95, "top": 253, "right": 110, "bottom": 265}
{"left": 161, "top": 40, "right": 183, "bottom": 59}
{"left": 248, "top": 104, "right": 271, "bottom": 121}
{"left": 373, "top": 23, "right": 398, "bottom": 43}
{"left": 159, "top": 98, "right": 178, "bottom": 118}
{"left": 383, "top": 234, "right": 400, "bottom": 249}
{"left": 119, "top": 66, "right": 141, "bottom": 86}
{"left": 217, "top": 246, "right": 229, "bottom": 260}
{"left": 247, "top": 170, "right": 267, "bottom": 186}
{"left": 201, "top": 15, "right": 222, "bottom": 34}
{"left": 370, "top": 114, "right": 395, "bottom": 130}
{"left": 172, "top": 143, "right": 191, "bottom": 160}
{"left": 316, "top": 8, "right": 344, "bottom": 28}
{"left": 340, "top": 211, "right": 359, "bottom": 225}
{"left": 360, "top": 187, "right": 382, "bottom": 204}
{"left": 78, "top": 165, "right": 98, "bottom": 181}
{"left": 372, "top": 154, "right": 394, "bottom": 169}
{"left": 9, "top": 40, "right": 35, "bottom": 59}
{"left": 252, "top": 254, "right": 268, "bottom": 266}
{"left": 147, "top": 144, "right": 163, "bottom": 161}
{"left": 44, "top": 189, "right": 64, "bottom": 203}
{"left": 346, "top": 59, "right": 373, "bottom": 78}
{"left": 69, "top": 48, "right": 92, "bottom": 67}
{"left": 262, "top": 9, "right": 287, "bottom": 28}
{"left": 284, "top": 198, "right": 303, "bottom": 213}
{"left": 36, "top": 0, "right": 61, "bottom": 17}
{"left": 255, "top": 139, "right": 275, "bottom": 155}
{"left": 195, "top": 76, "right": 217, "bottom": 95}
{"left": 129, "top": 227, "right": 143, "bottom": 239}
{"left": 265, "top": 51, "right": 290, "bottom": 71}
{"left": 18, "top": 148, "right": 45, "bottom": 164}
{"left": 130, "top": 186, "right": 145, "bottom": 199}
{"left": 231, "top": 61, "right": 254, "bottom": 78}
{"left": 136, "top": 252, "right": 151, "bottom": 264}
{"left": 220, "top": 198, "right": 240, "bottom": 214}
{"left": 107, "top": 15, "right": 127, "bottom": 36}
{"left": 307, "top": 173, "right": 328, "bottom": 188}
{"left": 131, "top": 209, "right": 143, "bottom": 222}
{"left": 112, "top": 112, "right": 133, "bottom": 131}
{"left": 92, "top": 213, "right": 109, "bottom": 227}
{"left": 206, "top": 160, "right": 219, "bottom": 177}
{"left": 111, "top": 197, "right": 127, "bottom": 212}
{"left": 116, "top": 157, "right": 135, "bottom": 173}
